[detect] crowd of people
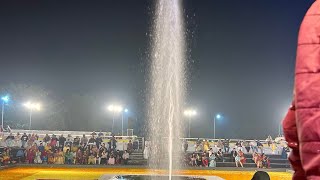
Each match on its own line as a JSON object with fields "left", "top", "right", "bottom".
{"left": 0, "top": 132, "right": 134, "bottom": 166}
{"left": 181, "top": 138, "right": 277, "bottom": 168}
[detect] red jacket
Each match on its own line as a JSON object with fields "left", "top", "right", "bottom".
{"left": 283, "top": 1, "right": 320, "bottom": 179}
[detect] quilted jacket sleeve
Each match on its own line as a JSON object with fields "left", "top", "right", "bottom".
{"left": 294, "top": 0, "right": 320, "bottom": 179}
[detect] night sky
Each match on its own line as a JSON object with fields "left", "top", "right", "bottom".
{"left": 0, "top": 0, "right": 315, "bottom": 138}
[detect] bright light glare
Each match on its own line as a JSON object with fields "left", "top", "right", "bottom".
{"left": 23, "top": 102, "right": 41, "bottom": 111}
{"left": 107, "top": 104, "right": 123, "bottom": 112}
{"left": 216, "top": 114, "right": 222, "bottom": 119}
{"left": 124, "top": 108, "right": 129, "bottom": 113}
{"left": 184, "top": 109, "right": 197, "bottom": 117}
{"left": 1, "top": 95, "right": 9, "bottom": 103}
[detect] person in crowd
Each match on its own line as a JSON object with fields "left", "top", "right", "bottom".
{"left": 230, "top": 148, "right": 237, "bottom": 162}
{"left": 256, "top": 140, "right": 263, "bottom": 153}
{"left": 203, "top": 139, "right": 210, "bottom": 152}
{"left": 41, "top": 150, "right": 47, "bottom": 164}
{"left": 81, "top": 134, "right": 88, "bottom": 145}
{"left": 50, "top": 135, "right": 58, "bottom": 147}
{"left": 239, "top": 149, "right": 246, "bottom": 165}
{"left": 217, "top": 139, "right": 224, "bottom": 150}
{"left": 16, "top": 148, "right": 25, "bottom": 163}
{"left": 65, "top": 149, "right": 73, "bottom": 164}
{"left": 98, "top": 131, "right": 104, "bottom": 137}
{"left": 244, "top": 141, "right": 251, "bottom": 153}
{"left": 196, "top": 153, "right": 202, "bottom": 166}
{"left": 190, "top": 153, "right": 196, "bottom": 166}
{"left": 27, "top": 149, "right": 35, "bottom": 164}
{"left": 47, "top": 150, "right": 54, "bottom": 164}
{"left": 223, "top": 139, "right": 230, "bottom": 153}
{"left": 122, "top": 150, "right": 129, "bottom": 165}
{"left": 252, "top": 152, "right": 259, "bottom": 165}
{"left": 266, "top": 135, "right": 272, "bottom": 147}
{"left": 58, "top": 134, "right": 66, "bottom": 148}
{"left": 95, "top": 135, "right": 103, "bottom": 149}
{"left": 73, "top": 136, "right": 80, "bottom": 146}
{"left": 55, "top": 149, "right": 64, "bottom": 164}
{"left": 63, "top": 144, "right": 71, "bottom": 153}
{"left": 34, "top": 149, "right": 42, "bottom": 164}
{"left": 75, "top": 149, "right": 83, "bottom": 164}
{"left": 91, "top": 131, "right": 97, "bottom": 137}
{"left": 216, "top": 149, "right": 224, "bottom": 162}
{"left": 201, "top": 153, "right": 209, "bottom": 167}
{"left": 88, "top": 150, "right": 96, "bottom": 165}
{"left": 65, "top": 134, "right": 73, "bottom": 147}
{"left": 21, "top": 133, "right": 28, "bottom": 148}
{"left": 261, "top": 153, "right": 270, "bottom": 168}
{"left": 100, "top": 150, "right": 108, "bottom": 165}
{"left": 38, "top": 143, "right": 45, "bottom": 152}
{"left": 127, "top": 140, "right": 133, "bottom": 154}
{"left": 209, "top": 152, "right": 216, "bottom": 168}
{"left": 250, "top": 140, "right": 258, "bottom": 153}
{"left": 110, "top": 135, "right": 117, "bottom": 150}
{"left": 235, "top": 150, "right": 244, "bottom": 168}
{"left": 108, "top": 155, "right": 115, "bottom": 165}
{"left": 43, "top": 134, "right": 51, "bottom": 144}
{"left": 88, "top": 135, "right": 96, "bottom": 146}
{"left": 115, "top": 150, "right": 122, "bottom": 164}
{"left": 182, "top": 139, "right": 188, "bottom": 153}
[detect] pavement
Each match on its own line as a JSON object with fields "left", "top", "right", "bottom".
{"left": 0, "top": 164, "right": 293, "bottom": 180}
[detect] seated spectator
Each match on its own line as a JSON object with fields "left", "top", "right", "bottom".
{"left": 65, "top": 149, "right": 73, "bottom": 164}
{"left": 239, "top": 149, "right": 246, "bottom": 165}
{"left": 100, "top": 150, "right": 108, "bottom": 165}
{"left": 196, "top": 153, "right": 202, "bottom": 166}
{"left": 38, "top": 143, "right": 45, "bottom": 152}
{"left": 34, "top": 149, "right": 42, "bottom": 164}
{"left": 108, "top": 155, "right": 115, "bottom": 165}
{"left": 122, "top": 150, "right": 129, "bottom": 165}
{"left": 209, "top": 153, "right": 216, "bottom": 168}
{"left": 41, "top": 150, "right": 47, "bottom": 163}
{"left": 190, "top": 154, "right": 196, "bottom": 166}
{"left": 88, "top": 150, "right": 96, "bottom": 164}
{"left": 27, "top": 149, "right": 35, "bottom": 164}
{"left": 216, "top": 149, "right": 224, "bottom": 162}
{"left": 16, "top": 149, "right": 25, "bottom": 163}
{"left": 201, "top": 153, "right": 209, "bottom": 167}
{"left": 47, "top": 150, "right": 54, "bottom": 164}
{"left": 76, "top": 149, "right": 83, "bottom": 164}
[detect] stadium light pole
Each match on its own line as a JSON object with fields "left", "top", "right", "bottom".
{"left": 23, "top": 102, "right": 41, "bottom": 130}
{"left": 1, "top": 95, "right": 9, "bottom": 130}
{"left": 123, "top": 108, "right": 129, "bottom": 136}
{"left": 214, "top": 113, "right": 222, "bottom": 139}
{"left": 184, "top": 109, "right": 197, "bottom": 137}
{"left": 107, "top": 104, "right": 123, "bottom": 134}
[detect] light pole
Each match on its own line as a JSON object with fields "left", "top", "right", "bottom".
{"left": 213, "top": 114, "right": 222, "bottom": 139}
{"left": 184, "top": 109, "right": 197, "bottom": 137}
{"left": 107, "top": 104, "right": 123, "bottom": 134}
{"left": 23, "top": 102, "right": 41, "bottom": 130}
{"left": 1, "top": 95, "right": 9, "bottom": 130}
{"left": 123, "top": 108, "right": 129, "bottom": 136}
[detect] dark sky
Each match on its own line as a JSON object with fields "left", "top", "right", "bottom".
{"left": 0, "top": 0, "right": 315, "bottom": 138}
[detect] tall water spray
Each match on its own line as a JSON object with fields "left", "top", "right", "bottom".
{"left": 148, "top": 0, "right": 186, "bottom": 179}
